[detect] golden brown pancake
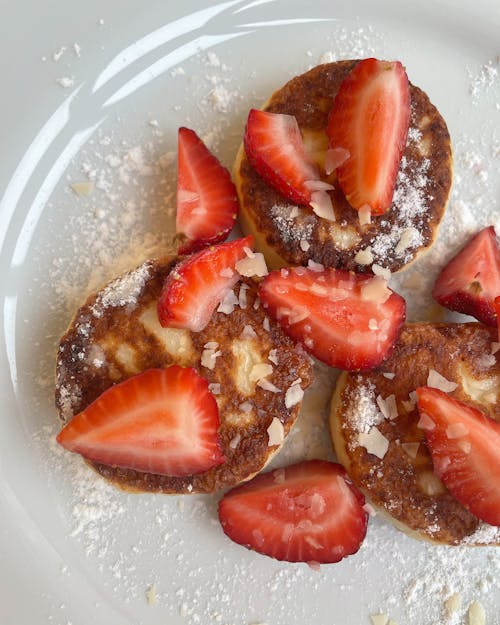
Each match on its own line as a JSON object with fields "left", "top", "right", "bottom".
{"left": 330, "top": 322, "right": 500, "bottom": 545}
{"left": 235, "top": 60, "right": 452, "bottom": 273}
{"left": 55, "top": 258, "right": 312, "bottom": 494}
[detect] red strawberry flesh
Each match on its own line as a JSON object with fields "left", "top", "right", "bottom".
{"left": 244, "top": 109, "right": 334, "bottom": 220}
{"left": 57, "top": 366, "right": 225, "bottom": 477}
{"left": 327, "top": 58, "right": 410, "bottom": 214}
{"left": 218, "top": 460, "right": 368, "bottom": 563}
{"left": 416, "top": 386, "right": 500, "bottom": 526}
{"left": 259, "top": 266, "right": 406, "bottom": 371}
{"left": 176, "top": 127, "right": 238, "bottom": 254}
{"left": 158, "top": 236, "right": 254, "bottom": 332}
{"left": 432, "top": 226, "right": 500, "bottom": 327}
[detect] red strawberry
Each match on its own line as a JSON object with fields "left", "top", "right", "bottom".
{"left": 432, "top": 226, "right": 500, "bottom": 327}
{"left": 327, "top": 58, "right": 410, "bottom": 215}
{"left": 258, "top": 266, "right": 406, "bottom": 371}
{"left": 244, "top": 109, "right": 335, "bottom": 220}
{"left": 218, "top": 460, "right": 368, "bottom": 563}
{"left": 176, "top": 127, "right": 238, "bottom": 254}
{"left": 57, "top": 366, "right": 225, "bottom": 477}
{"left": 158, "top": 236, "right": 254, "bottom": 332}
{"left": 416, "top": 386, "right": 500, "bottom": 526}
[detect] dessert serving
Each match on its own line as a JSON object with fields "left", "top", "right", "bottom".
{"left": 54, "top": 54, "right": 500, "bottom": 568}
{"left": 234, "top": 59, "right": 452, "bottom": 273}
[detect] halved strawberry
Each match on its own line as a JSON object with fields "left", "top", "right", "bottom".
{"left": 56, "top": 366, "right": 225, "bottom": 477}
{"left": 432, "top": 226, "right": 500, "bottom": 327}
{"left": 218, "top": 460, "right": 368, "bottom": 563}
{"left": 176, "top": 127, "right": 238, "bottom": 254}
{"left": 244, "top": 109, "right": 335, "bottom": 220}
{"left": 416, "top": 386, "right": 500, "bottom": 526}
{"left": 259, "top": 266, "right": 406, "bottom": 370}
{"left": 158, "top": 236, "right": 254, "bottom": 332}
{"left": 327, "top": 58, "right": 410, "bottom": 215}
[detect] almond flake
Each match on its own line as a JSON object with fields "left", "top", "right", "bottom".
{"left": 358, "top": 204, "right": 372, "bottom": 225}
{"left": 467, "top": 600, "right": 485, "bottom": 625}
{"left": 257, "top": 378, "right": 281, "bottom": 393}
{"left": 360, "top": 275, "right": 391, "bottom": 304}
{"left": 445, "top": 593, "right": 462, "bottom": 614}
{"left": 217, "top": 289, "right": 239, "bottom": 314}
{"left": 208, "top": 383, "right": 221, "bottom": 395}
{"left": 401, "top": 442, "right": 420, "bottom": 459}
{"left": 268, "top": 349, "right": 278, "bottom": 365}
{"left": 250, "top": 363, "right": 273, "bottom": 382}
{"left": 70, "top": 181, "right": 95, "bottom": 196}
{"left": 285, "top": 381, "right": 304, "bottom": 409}
{"left": 402, "top": 400, "right": 415, "bottom": 412}
{"left": 235, "top": 253, "right": 269, "bottom": 277}
{"left": 201, "top": 347, "right": 221, "bottom": 370}
{"left": 458, "top": 440, "right": 472, "bottom": 453}
{"left": 376, "top": 394, "right": 398, "bottom": 420}
{"left": 300, "top": 239, "right": 311, "bottom": 251}
{"left": 370, "top": 614, "right": 388, "bottom": 625}
{"left": 262, "top": 317, "right": 270, "bottom": 332}
{"left": 354, "top": 246, "right": 374, "bottom": 265}
{"left": 310, "top": 190, "right": 335, "bottom": 221}
{"left": 395, "top": 226, "right": 419, "bottom": 254}
{"left": 372, "top": 264, "right": 392, "bottom": 281}
{"left": 241, "top": 324, "right": 258, "bottom": 339}
{"left": 427, "top": 369, "right": 458, "bottom": 393}
{"left": 491, "top": 342, "right": 500, "bottom": 354}
{"left": 307, "top": 259, "right": 325, "bottom": 272}
{"left": 238, "top": 283, "right": 249, "bottom": 309}
{"left": 267, "top": 417, "right": 285, "bottom": 446}
{"left": 229, "top": 433, "right": 241, "bottom": 449}
{"left": 383, "top": 372, "right": 396, "bottom": 380}
{"left": 145, "top": 584, "right": 158, "bottom": 605}
{"left": 358, "top": 427, "right": 389, "bottom": 459}
{"left": 239, "top": 401, "right": 253, "bottom": 413}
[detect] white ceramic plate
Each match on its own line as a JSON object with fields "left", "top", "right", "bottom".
{"left": 1, "top": 1, "right": 500, "bottom": 624}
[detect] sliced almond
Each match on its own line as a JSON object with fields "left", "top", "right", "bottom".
{"left": 401, "top": 442, "right": 420, "bottom": 459}
{"left": 467, "top": 600, "right": 485, "bottom": 625}
{"left": 354, "top": 246, "right": 374, "bottom": 265}
{"left": 427, "top": 369, "right": 458, "bottom": 393}
{"left": 358, "top": 427, "right": 389, "bottom": 459}
{"left": 267, "top": 417, "right": 285, "bottom": 446}
{"left": 360, "top": 275, "right": 391, "bottom": 304}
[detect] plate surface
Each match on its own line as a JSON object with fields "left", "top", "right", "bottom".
{"left": 1, "top": 1, "right": 500, "bottom": 624}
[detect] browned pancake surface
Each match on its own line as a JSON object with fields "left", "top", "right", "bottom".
{"left": 330, "top": 323, "right": 500, "bottom": 545}
{"left": 56, "top": 258, "right": 312, "bottom": 494}
{"left": 236, "top": 60, "right": 452, "bottom": 272}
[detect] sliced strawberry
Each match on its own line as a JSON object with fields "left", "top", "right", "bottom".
{"left": 158, "top": 236, "right": 254, "bottom": 332}
{"left": 56, "top": 366, "right": 225, "bottom": 477}
{"left": 432, "top": 226, "right": 500, "bottom": 327}
{"left": 175, "top": 127, "right": 238, "bottom": 254}
{"left": 244, "top": 109, "right": 335, "bottom": 220}
{"left": 258, "top": 266, "right": 406, "bottom": 370}
{"left": 416, "top": 387, "right": 500, "bottom": 526}
{"left": 218, "top": 460, "right": 368, "bottom": 563}
{"left": 327, "top": 58, "right": 410, "bottom": 215}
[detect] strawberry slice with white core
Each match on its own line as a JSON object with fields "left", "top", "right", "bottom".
{"left": 432, "top": 226, "right": 500, "bottom": 327}
{"left": 57, "top": 366, "right": 225, "bottom": 477}
{"left": 158, "top": 236, "right": 254, "bottom": 332}
{"left": 244, "top": 109, "right": 335, "bottom": 221}
{"left": 416, "top": 386, "right": 500, "bottom": 526}
{"left": 218, "top": 460, "right": 368, "bottom": 563}
{"left": 259, "top": 266, "right": 406, "bottom": 371}
{"left": 176, "top": 127, "right": 238, "bottom": 254}
{"left": 327, "top": 58, "right": 410, "bottom": 215}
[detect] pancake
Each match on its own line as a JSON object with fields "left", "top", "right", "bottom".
{"left": 329, "top": 322, "right": 500, "bottom": 546}
{"left": 234, "top": 60, "right": 452, "bottom": 273}
{"left": 55, "top": 258, "right": 312, "bottom": 494}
